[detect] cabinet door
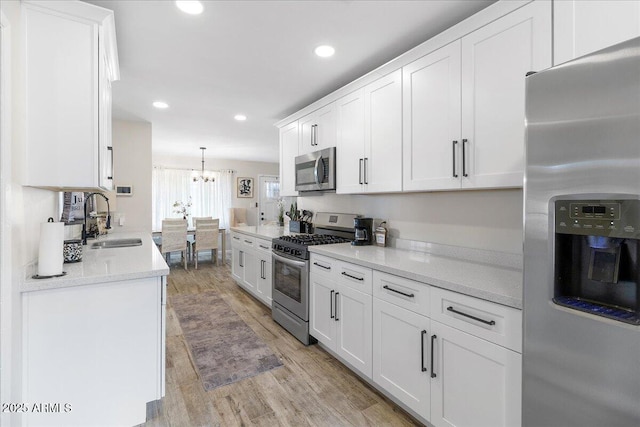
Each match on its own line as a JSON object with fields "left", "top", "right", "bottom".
{"left": 242, "top": 250, "right": 257, "bottom": 292}
{"left": 403, "top": 40, "right": 462, "bottom": 191}
{"left": 554, "top": 0, "right": 640, "bottom": 65}
{"left": 309, "top": 273, "right": 337, "bottom": 349}
{"left": 256, "top": 258, "right": 272, "bottom": 307}
{"left": 99, "top": 45, "right": 114, "bottom": 190}
{"left": 299, "top": 114, "right": 316, "bottom": 156}
{"left": 231, "top": 245, "right": 243, "bottom": 283}
{"left": 335, "top": 284, "right": 372, "bottom": 379}
{"left": 364, "top": 70, "right": 403, "bottom": 193}
{"left": 279, "top": 121, "right": 299, "bottom": 196}
{"left": 299, "top": 103, "right": 337, "bottom": 155}
{"left": 430, "top": 321, "right": 522, "bottom": 427}
{"left": 461, "top": 0, "right": 551, "bottom": 189}
{"left": 373, "top": 298, "right": 430, "bottom": 420}
{"left": 336, "top": 89, "right": 366, "bottom": 194}
{"left": 315, "top": 103, "right": 337, "bottom": 151}
{"left": 25, "top": 6, "right": 100, "bottom": 189}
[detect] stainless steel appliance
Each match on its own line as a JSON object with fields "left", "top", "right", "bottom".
{"left": 523, "top": 37, "right": 640, "bottom": 427}
{"left": 352, "top": 217, "right": 373, "bottom": 246}
{"left": 271, "top": 212, "right": 357, "bottom": 344}
{"left": 294, "top": 147, "right": 336, "bottom": 192}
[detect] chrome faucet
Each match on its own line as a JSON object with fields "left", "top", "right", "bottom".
{"left": 82, "top": 192, "right": 112, "bottom": 245}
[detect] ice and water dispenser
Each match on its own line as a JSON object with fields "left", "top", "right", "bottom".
{"left": 553, "top": 198, "right": 639, "bottom": 324}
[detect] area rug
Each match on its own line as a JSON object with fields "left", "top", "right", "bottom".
{"left": 169, "top": 291, "right": 283, "bottom": 391}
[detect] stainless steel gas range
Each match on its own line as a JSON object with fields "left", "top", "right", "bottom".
{"left": 271, "top": 212, "right": 357, "bottom": 345}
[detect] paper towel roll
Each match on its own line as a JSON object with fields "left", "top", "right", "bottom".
{"left": 38, "top": 218, "right": 64, "bottom": 277}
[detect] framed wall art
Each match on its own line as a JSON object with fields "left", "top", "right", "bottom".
{"left": 237, "top": 177, "right": 253, "bottom": 198}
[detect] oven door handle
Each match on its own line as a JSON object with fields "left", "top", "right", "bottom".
{"left": 272, "top": 252, "right": 307, "bottom": 268}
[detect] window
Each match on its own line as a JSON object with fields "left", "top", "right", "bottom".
{"left": 152, "top": 168, "right": 233, "bottom": 231}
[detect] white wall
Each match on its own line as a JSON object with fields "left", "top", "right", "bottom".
{"left": 112, "top": 119, "right": 153, "bottom": 233}
{"left": 153, "top": 154, "right": 278, "bottom": 226}
{"left": 297, "top": 189, "right": 523, "bottom": 254}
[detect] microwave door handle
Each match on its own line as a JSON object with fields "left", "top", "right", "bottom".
{"left": 314, "top": 156, "right": 322, "bottom": 185}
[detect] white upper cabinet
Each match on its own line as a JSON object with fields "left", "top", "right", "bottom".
{"left": 337, "top": 70, "right": 402, "bottom": 194}
{"left": 403, "top": 40, "right": 462, "bottom": 191}
{"left": 298, "top": 103, "right": 337, "bottom": 155}
{"left": 279, "top": 121, "right": 299, "bottom": 196}
{"left": 403, "top": 0, "right": 551, "bottom": 191}
{"left": 460, "top": 0, "right": 551, "bottom": 189}
{"left": 24, "top": 1, "right": 119, "bottom": 191}
{"left": 336, "top": 88, "right": 366, "bottom": 194}
{"left": 554, "top": 0, "right": 640, "bottom": 65}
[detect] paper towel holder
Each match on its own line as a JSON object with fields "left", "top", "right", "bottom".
{"left": 33, "top": 218, "right": 67, "bottom": 279}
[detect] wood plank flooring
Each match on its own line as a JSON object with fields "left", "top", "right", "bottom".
{"left": 141, "top": 255, "right": 421, "bottom": 427}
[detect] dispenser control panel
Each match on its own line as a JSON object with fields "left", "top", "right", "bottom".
{"left": 555, "top": 198, "right": 639, "bottom": 238}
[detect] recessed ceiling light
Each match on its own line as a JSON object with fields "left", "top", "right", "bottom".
{"left": 234, "top": 114, "right": 247, "bottom": 121}
{"left": 153, "top": 101, "right": 169, "bottom": 109}
{"left": 314, "top": 45, "right": 335, "bottom": 58}
{"left": 175, "top": 1, "right": 203, "bottom": 15}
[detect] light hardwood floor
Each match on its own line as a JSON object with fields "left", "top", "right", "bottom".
{"left": 142, "top": 254, "right": 421, "bottom": 427}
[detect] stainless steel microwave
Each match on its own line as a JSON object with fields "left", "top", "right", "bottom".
{"left": 295, "top": 147, "right": 336, "bottom": 192}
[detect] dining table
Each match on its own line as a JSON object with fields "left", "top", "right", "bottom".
{"left": 152, "top": 227, "right": 226, "bottom": 264}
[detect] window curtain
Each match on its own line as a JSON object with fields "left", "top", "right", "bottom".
{"left": 152, "top": 167, "right": 234, "bottom": 231}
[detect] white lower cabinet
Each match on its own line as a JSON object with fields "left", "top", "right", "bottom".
{"left": 22, "top": 277, "right": 165, "bottom": 427}
{"left": 373, "top": 298, "right": 431, "bottom": 420}
{"left": 309, "top": 257, "right": 372, "bottom": 378}
{"left": 231, "top": 232, "right": 273, "bottom": 307}
{"left": 255, "top": 238, "right": 273, "bottom": 306}
{"left": 430, "top": 320, "right": 522, "bottom": 427}
{"left": 310, "top": 261, "right": 523, "bottom": 427}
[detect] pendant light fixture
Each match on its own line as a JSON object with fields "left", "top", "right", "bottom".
{"left": 193, "top": 147, "right": 214, "bottom": 182}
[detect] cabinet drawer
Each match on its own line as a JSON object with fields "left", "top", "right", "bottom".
{"left": 373, "top": 271, "right": 430, "bottom": 316}
{"left": 230, "top": 232, "right": 243, "bottom": 246}
{"left": 336, "top": 261, "right": 372, "bottom": 294}
{"left": 240, "top": 234, "right": 255, "bottom": 248}
{"left": 430, "top": 287, "right": 522, "bottom": 353}
{"left": 310, "top": 254, "right": 337, "bottom": 278}
{"left": 255, "top": 238, "right": 272, "bottom": 254}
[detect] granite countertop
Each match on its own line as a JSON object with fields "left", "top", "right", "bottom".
{"left": 230, "top": 225, "right": 290, "bottom": 240}
{"left": 309, "top": 243, "right": 523, "bottom": 309}
{"left": 22, "top": 232, "right": 170, "bottom": 293}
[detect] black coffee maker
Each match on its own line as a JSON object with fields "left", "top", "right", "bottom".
{"left": 352, "top": 218, "right": 374, "bottom": 246}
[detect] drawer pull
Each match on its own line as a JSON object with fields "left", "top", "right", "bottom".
{"left": 421, "top": 330, "right": 427, "bottom": 372}
{"left": 233, "top": 236, "right": 240, "bottom": 240}
{"left": 259, "top": 244, "right": 270, "bottom": 250}
{"left": 244, "top": 240, "right": 253, "bottom": 244}
{"left": 447, "top": 306, "right": 496, "bottom": 325}
{"left": 341, "top": 272, "right": 364, "bottom": 281}
{"left": 313, "top": 262, "right": 331, "bottom": 270}
{"left": 383, "top": 285, "right": 414, "bottom": 298}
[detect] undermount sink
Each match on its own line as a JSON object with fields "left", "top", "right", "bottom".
{"left": 91, "top": 238, "right": 143, "bottom": 249}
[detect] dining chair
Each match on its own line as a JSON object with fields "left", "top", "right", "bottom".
{"left": 190, "top": 218, "right": 219, "bottom": 269}
{"left": 160, "top": 219, "right": 188, "bottom": 270}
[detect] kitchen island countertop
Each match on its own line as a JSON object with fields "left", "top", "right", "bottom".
{"left": 309, "top": 243, "right": 523, "bottom": 309}
{"left": 22, "top": 232, "right": 169, "bottom": 293}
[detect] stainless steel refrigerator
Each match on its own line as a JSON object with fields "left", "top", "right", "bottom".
{"left": 523, "top": 37, "right": 640, "bottom": 426}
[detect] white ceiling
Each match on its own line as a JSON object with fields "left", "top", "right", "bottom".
{"left": 87, "top": 0, "right": 495, "bottom": 163}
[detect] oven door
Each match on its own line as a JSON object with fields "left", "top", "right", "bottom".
{"left": 272, "top": 252, "right": 309, "bottom": 321}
